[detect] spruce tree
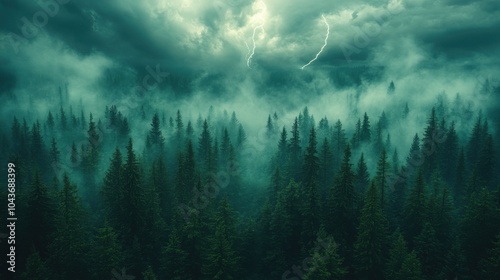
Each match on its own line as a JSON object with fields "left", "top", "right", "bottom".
{"left": 398, "top": 251, "right": 425, "bottom": 280}
{"left": 198, "top": 119, "right": 212, "bottom": 172}
{"left": 101, "top": 147, "right": 123, "bottom": 230}
{"left": 328, "top": 144, "right": 357, "bottom": 269}
{"left": 288, "top": 117, "right": 302, "bottom": 181}
{"left": 47, "top": 111, "right": 54, "bottom": 131}
{"left": 360, "top": 112, "right": 371, "bottom": 142}
{"left": 403, "top": 172, "right": 426, "bottom": 245}
{"left": 319, "top": 137, "right": 333, "bottom": 195}
{"left": 27, "top": 172, "right": 55, "bottom": 257}
{"left": 160, "top": 225, "right": 189, "bottom": 280}
{"left": 49, "top": 173, "right": 90, "bottom": 280}
{"left": 354, "top": 181, "right": 388, "bottom": 280}
{"left": 441, "top": 122, "right": 459, "bottom": 183}
{"left": 22, "top": 250, "right": 51, "bottom": 280}
{"left": 142, "top": 266, "right": 158, "bottom": 280}
{"left": 354, "top": 153, "right": 370, "bottom": 195}
{"left": 91, "top": 226, "right": 124, "bottom": 279}
{"left": 203, "top": 198, "right": 240, "bottom": 279}
{"left": 414, "top": 223, "right": 442, "bottom": 280}
{"left": 332, "top": 120, "right": 347, "bottom": 172}
{"left": 303, "top": 234, "right": 347, "bottom": 280}
{"left": 422, "top": 107, "right": 438, "bottom": 178}
{"left": 461, "top": 187, "right": 500, "bottom": 277}
{"left": 480, "top": 233, "right": 500, "bottom": 280}
{"left": 386, "top": 231, "right": 408, "bottom": 280}
{"left": 375, "top": 149, "right": 390, "bottom": 208}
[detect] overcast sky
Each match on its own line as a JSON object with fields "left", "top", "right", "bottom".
{"left": 0, "top": 0, "right": 499, "bottom": 111}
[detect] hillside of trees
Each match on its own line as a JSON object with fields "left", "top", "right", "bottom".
{"left": 0, "top": 96, "right": 499, "bottom": 280}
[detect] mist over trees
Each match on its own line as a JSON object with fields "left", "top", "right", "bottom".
{"left": 0, "top": 78, "right": 499, "bottom": 279}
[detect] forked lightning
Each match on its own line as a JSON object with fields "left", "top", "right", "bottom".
{"left": 301, "top": 15, "right": 330, "bottom": 70}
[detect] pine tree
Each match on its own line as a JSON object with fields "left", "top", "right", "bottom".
{"left": 303, "top": 234, "right": 347, "bottom": 280}
{"left": 467, "top": 113, "right": 484, "bottom": 167}
{"left": 372, "top": 121, "right": 384, "bottom": 154}
{"left": 303, "top": 127, "right": 319, "bottom": 185}
{"left": 237, "top": 123, "right": 246, "bottom": 148}
{"left": 414, "top": 223, "right": 442, "bottom": 279}
{"left": 269, "top": 167, "right": 281, "bottom": 205}
{"left": 387, "top": 174, "right": 406, "bottom": 231}
{"left": 175, "top": 109, "right": 184, "bottom": 147}
{"left": 351, "top": 118, "right": 362, "bottom": 148}
{"left": 475, "top": 134, "right": 495, "bottom": 188}
{"left": 375, "top": 149, "right": 391, "bottom": 208}
{"left": 148, "top": 113, "right": 165, "bottom": 156}
{"left": 379, "top": 111, "right": 388, "bottom": 130}
{"left": 266, "top": 114, "right": 274, "bottom": 138}
{"left": 85, "top": 113, "right": 99, "bottom": 172}
{"left": 221, "top": 127, "right": 231, "bottom": 168}
{"left": 101, "top": 148, "right": 123, "bottom": 229}
{"left": 141, "top": 164, "right": 167, "bottom": 269}
{"left": 142, "top": 266, "right": 158, "bottom": 280}
{"left": 328, "top": 144, "right": 357, "bottom": 263}
{"left": 403, "top": 172, "right": 426, "bottom": 245}
{"left": 22, "top": 250, "right": 51, "bottom": 280}
{"left": 403, "top": 103, "right": 409, "bottom": 119}
{"left": 186, "top": 120, "right": 194, "bottom": 139}
{"left": 91, "top": 226, "right": 124, "bottom": 279}
{"left": 319, "top": 137, "right": 333, "bottom": 195}
{"left": 452, "top": 148, "right": 466, "bottom": 206}
{"left": 387, "top": 81, "right": 395, "bottom": 94}
{"left": 404, "top": 134, "right": 421, "bottom": 183}
{"left": 355, "top": 153, "right": 370, "bottom": 195}
{"left": 441, "top": 122, "right": 459, "bottom": 183}
{"left": 119, "top": 117, "right": 130, "bottom": 138}
{"left": 198, "top": 119, "right": 212, "bottom": 172}
{"left": 441, "top": 236, "right": 469, "bottom": 280}
{"left": 150, "top": 157, "right": 171, "bottom": 221}
{"left": 386, "top": 231, "right": 408, "bottom": 280}
{"left": 60, "top": 106, "right": 67, "bottom": 130}
{"left": 480, "top": 233, "right": 500, "bottom": 280}
{"left": 398, "top": 251, "right": 425, "bottom": 280}
{"left": 160, "top": 225, "right": 189, "bottom": 280}
{"left": 49, "top": 137, "right": 60, "bottom": 165}
{"left": 360, "top": 112, "right": 371, "bottom": 142}
{"left": 461, "top": 187, "right": 500, "bottom": 277}
{"left": 122, "top": 139, "right": 142, "bottom": 243}
{"left": 203, "top": 198, "right": 240, "bottom": 279}
{"left": 31, "top": 120, "right": 45, "bottom": 166}
{"left": 332, "top": 120, "right": 347, "bottom": 172}
{"left": 276, "top": 127, "right": 288, "bottom": 172}
{"left": 49, "top": 173, "right": 90, "bottom": 280}
{"left": 301, "top": 179, "right": 320, "bottom": 249}
{"left": 421, "top": 108, "right": 439, "bottom": 179}
{"left": 47, "top": 111, "right": 54, "bottom": 131}
{"left": 288, "top": 117, "right": 302, "bottom": 181}
{"left": 354, "top": 181, "right": 388, "bottom": 280}
{"left": 27, "top": 172, "right": 55, "bottom": 257}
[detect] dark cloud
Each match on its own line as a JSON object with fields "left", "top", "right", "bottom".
{"left": 0, "top": 0, "right": 499, "bottom": 99}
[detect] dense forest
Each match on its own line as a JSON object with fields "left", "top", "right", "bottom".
{"left": 0, "top": 85, "right": 499, "bottom": 279}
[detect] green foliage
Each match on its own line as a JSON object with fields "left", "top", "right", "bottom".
{"left": 22, "top": 250, "right": 51, "bottom": 280}
{"left": 398, "top": 251, "right": 425, "bottom": 280}
{"left": 303, "top": 234, "right": 347, "bottom": 280}
{"left": 354, "top": 181, "right": 388, "bottom": 280}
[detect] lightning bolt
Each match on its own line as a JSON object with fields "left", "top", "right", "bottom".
{"left": 247, "top": 23, "right": 264, "bottom": 68}
{"left": 301, "top": 15, "right": 330, "bottom": 70}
